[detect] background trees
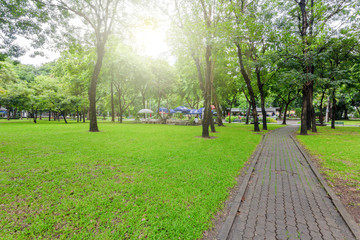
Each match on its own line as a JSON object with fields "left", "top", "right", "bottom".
{"left": 1, "top": 0, "right": 360, "bottom": 135}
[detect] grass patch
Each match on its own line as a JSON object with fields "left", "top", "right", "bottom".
{"left": 297, "top": 127, "right": 360, "bottom": 184}
{"left": 0, "top": 120, "right": 281, "bottom": 239}
{"left": 325, "top": 120, "right": 360, "bottom": 126}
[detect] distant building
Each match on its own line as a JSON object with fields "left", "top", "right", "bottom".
{"left": 228, "top": 107, "right": 280, "bottom": 117}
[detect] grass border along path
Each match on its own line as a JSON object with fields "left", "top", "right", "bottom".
{"left": 0, "top": 120, "right": 281, "bottom": 239}
{"left": 297, "top": 126, "right": 360, "bottom": 226}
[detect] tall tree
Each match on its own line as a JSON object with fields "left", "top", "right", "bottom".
{"left": 55, "top": 0, "right": 125, "bottom": 132}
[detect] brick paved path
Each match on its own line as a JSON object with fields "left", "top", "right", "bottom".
{"left": 227, "top": 126, "right": 356, "bottom": 240}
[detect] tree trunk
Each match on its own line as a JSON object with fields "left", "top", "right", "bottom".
{"left": 282, "top": 103, "right": 289, "bottom": 125}
{"left": 246, "top": 104, "right": 251, "bottom": 125}
{"left": 311, "top": 107, "right": 317, "bottom": 132}
{"left": 309, "top": 83, "right": 317, "bottom": 132}
{"left": 111, "top": 80, "right": 115, "bottom": 122}
{"left": 49, "top": 110, "right": 51, "bottom": 121}
{"left": 39, "top": 111, "right": 42, "bottom": 120}
{"left": 63, "top": 112, "right": 68, "bottom": 124}
{"left": 7, "top": 107, "right": 10, "bottom": 120}
{"left": 202, "top": 45, "right": 213, "bottom": 137}
{"left": 356, "top": 106, "right": 360, "bottom": 117}
{"left": 319, "top": 90, "right": 325, "bottom": 125}
{"left": 331, "top": 89, "right": 336, "bottom": 129}
{"left": 118, "top": 93, "right": 123, "bottom": 124}
{"left": 34, "top": 109, "right": 38, "bottom": 124}
{"left": 77, "top": 107, "right": 79, "bottom": 123}
{"left": 325, "top": 95, "right": 330, "bottom": 123}
{"left": 256, "top": 67, "right": 267, "bottom": 130}
{"left": 88, "top": 42, "right": 106, "bottom": 132}
{"left": 83, "top": 108, "right": 86, "bottom": 123}
{"left": 213, "top": 89, "right": 224, "bottom": 127}
{"left": 236, "top": 44, "right": 259, "bottom": 131}
{"left": 300, "top": 87, "right": 309, "bottom": 135}
{"left": 344, "top": 107, "right": 348, "bottom": 120}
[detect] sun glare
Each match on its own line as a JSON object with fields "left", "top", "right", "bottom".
{"left": 132, "top": 24, "right": 169, "bottom": 58}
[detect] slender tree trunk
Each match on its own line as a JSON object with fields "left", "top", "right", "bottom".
{"left": 39, "top": 111, "right": 42, "bottom": 120}
{"left": 7, "top": 107, "right": 10, "bottom": 120}
{"left": 213, "top": 88, "right": 224, "bottom": 127}
{"left": 202, "top": 45, "right": 213, "bottom": 137}
{"left": 34, "top": 108, "right": 38, "bottom": 124}
{"left": 256, "top": 68, "right": 267, "bottom": 130}
{"left": 300, "top": 87, "right": 309, "bottom": 135}
{"left": 83, "top": 108, "right": 86, "bottom": 123}
{"left": 319, "top": 91, "right": 325, "bottom": 125}
{"left": 118, "top": 92, "right": 123, "bottom": 124}
{"left": 356, "top": 106, "right": 360, "bottom": 117}
{"left": 308, "top": 83, "right": 317, "bottom": 132}
{"left": 246, "top": 104, "right": 251, "bottom": 125}
{"left": 344, "top": 107, "right": 348, "bottom": 120}
{"left": 49, "top": 110, "right": 51, "bottom": 121}
{"left": 20, "top": 110, "right": 23, "bottom": 120}
{"left": 331, "top": 89, "right": 336, "bottom": 129}
{"left": 111, "top": 80, "right": 115, "bottom": 122}
{"left": 63, "top": 112, "right": 68, "bottom": 124}
{"left": 89, "top": 43, "right": 106, "bottom": 132}
{"left": 282, "top": 104, "right": 289, "bottom": 125}
{"left": 77, "top": 107, "right": 79, "bottom": 123}
{"left": 236, "top": 44, "right": 259, "bottom": 131}
{"left": 325, "top": 95, "right": 330, "bottom": 123}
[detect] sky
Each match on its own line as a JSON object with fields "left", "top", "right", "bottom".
{"left": 17, "top": 15, "right": 172, "bottom": 66}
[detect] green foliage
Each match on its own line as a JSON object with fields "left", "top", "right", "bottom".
{"left": 295, "top": 108, "right": 302, "bottom": 118}
{"left": 225, "top": 116, "right": 239, "bottom": 122}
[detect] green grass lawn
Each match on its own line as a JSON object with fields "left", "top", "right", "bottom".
{"left": 325, "top": 120, "right": 360, "bottom": 126}
{"left": 297, "top": 127, "right": 360, "bottom": 184}
{"left": 0, "top": 120, "right": 281, "bottom": 239}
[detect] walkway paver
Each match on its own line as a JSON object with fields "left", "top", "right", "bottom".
{"left": 226, "top": 126, "right": 356, "bottom": 240}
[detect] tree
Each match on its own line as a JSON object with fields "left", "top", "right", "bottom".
{"left": 169, "top": 0, "right": 225, "bottom": 137}
{"left": 150, "top": 59, "right": 175, "bottom": 124}
{"left": 275, "top": 0, "right": 357, "bottom": 135}
{"left": 53, "top": 45, "right": 93, "bottom": 123}
{"left": 0, "top": 1, "right": 63, "bottom": 58}
{"left": 55, "top": 0, "right": 126, "bottom": 132}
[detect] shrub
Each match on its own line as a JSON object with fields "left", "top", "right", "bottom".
{"left": 225, "top": 116, "right": 238, "bottom": 122}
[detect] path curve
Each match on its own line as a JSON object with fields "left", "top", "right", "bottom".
{"left": 219, "top": 126, "right": 358, "bottom": 240}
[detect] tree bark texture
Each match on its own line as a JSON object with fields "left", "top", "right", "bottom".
{"left": 331, "top": 89, "right": 336, "bottom": 129}
{"left": 202, "top": 45, "right": 213, "bottom": 137}
{"left": 89, "top": 43, "right": 106, "bottom": 132}
{"left": 111, "top": 80, "right": 115, "bottom": 122}
{"left": 300, "top": 87, "right": 309, "bottom": 135}
{"left": 236, "top": 44, "right": 259, "bottom": 131}
{"left": 256, "top": 67, "right": 267, "bottom": 130}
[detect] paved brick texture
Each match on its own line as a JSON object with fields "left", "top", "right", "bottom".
{"left": 228, "top": 126, "right": 356, "bottom": 240}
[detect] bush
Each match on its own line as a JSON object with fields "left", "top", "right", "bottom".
{"left": 225, "top": 116, "right": 238, "bottom": 122}
{"left": 259, "top": 118, "right": 277, "bottom": 123}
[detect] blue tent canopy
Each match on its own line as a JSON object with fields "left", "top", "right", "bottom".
{"left": 170, "top": 109, "right": 176, "bottom": 114}
{"left": 174, "top": 106, "right": 190, "bottom": 113}
{"left": 157, "top": 107, "right": 169, "bottom": 113}
{"left": 189, "top": 109, "right": 200, "bottom": 114}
